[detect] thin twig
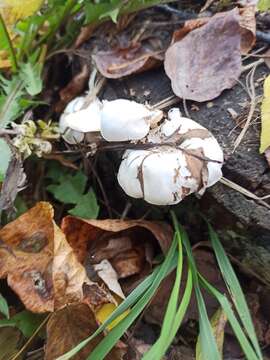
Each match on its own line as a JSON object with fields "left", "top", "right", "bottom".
{"left": 220, "top": 177, "right": 270, "bottom": 210}
{"left": 152, "top": 95, "right": 179, "bottom": 109}
{"left": 233, "top": 64, "right": 257, "bottom": 151}
{"left": 241, "top": 59, "right": 264, "bottom": 73}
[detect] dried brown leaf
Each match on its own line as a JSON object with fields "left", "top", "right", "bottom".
{"left": 165, "top": 9, "right": 242, "bottom": 102}
{"left": 0, "top": 202, "right": 55, "bottom": 312}
{"left": 172, "top": 8, "right": 255, "bottom": 55}
{"left": 171, "top": 18, "right": 209, "bottom": 43}
{"left": 93, "top": 45, "right": 162, "bottom": 79}
{"left": 45, "top": 303, "right": 123, "bottom": 360}
{"left": 0, "top": 203, "right": 113, "bottom": 313}
{"left": 61, "top": 216, "right": 173, "bottom": 262}
{"left": 61, "top": 217, "right": 172, "bottom": 296}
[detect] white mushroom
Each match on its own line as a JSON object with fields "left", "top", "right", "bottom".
{"left": 100, "top": 99, "right": 163, "bottom": 142}
{"left": 59, "top": 96, "right": 102, "bottom": 144}
{"left": 117, "top": 108, "right": 223, "bottom": 205}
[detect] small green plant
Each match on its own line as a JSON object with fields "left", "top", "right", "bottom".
{"left": 46, "top": 164, "right": 99, "bottom": 218}
{"left": 57, "top": 212, "right": 262, "bottom": 360}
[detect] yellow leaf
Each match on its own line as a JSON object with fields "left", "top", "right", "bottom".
{"left": 0, "top": 0, "right": 43, "bottom": 27}
{"left": 96, "top": 302, "right": 129, "bottom": 331}
{"left": 196, "top": 308, "right": 227, "bottom": 359}
{"left": 260, "top": 74, "right": 270, "bottom": 153}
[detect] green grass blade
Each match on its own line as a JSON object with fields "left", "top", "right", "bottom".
{"left": 171, "top": 212, "right": 221, "bottom": 360}
{"left": 208, "top": 224, "right": 262, "bottom": 360}
{"left": 86, "top": 236, "right": 178, "bottom": 360}
{"left": 143, "top": 226, "right": 184, "bottom": 359}
{"left": 143, "top": 267, "right": 193, "bottom": 360}
{"left": 199, "top": 275, "right": 260, "bottom": 360}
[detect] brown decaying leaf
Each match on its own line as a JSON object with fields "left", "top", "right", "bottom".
{"left": 55, "top": 64, "right": 90, "bottom": 113}
{"left": 0, "top": 202, "right": 113, "bottom": 313}
{"left": 45, "top": 303, "right": 123, "bottom": 360}
{"left": 164, "top": 9, "right": 242, "bottom": 102}
{"left": 93, "top": 44, "right": 163, "bottom": 79}
{"left": 61, "top": 216, "right": 173, "bottom": 261}
{"left": 61, "top": 216, "right": 173, "bottom": 296}
{"left": 171, "top": 7, "right": 255, "bottom": 55}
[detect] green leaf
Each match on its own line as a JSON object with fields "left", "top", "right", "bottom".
{"left": 208, "top": 224, "right": 263, "bottom": 360}
{"left": 99, "top": 7, "right": 120, "bottom": 23}
{"left": 47, "top": 171, "right": 87, "bottom": 205}
{"left": 19, "top": 62, "right": 43, "bottom": 96}
{"left": 0, "top": 310, "right": 45, "bottom": 338}
{"left": 258, "top": 0, "right": 270, "bottom": 11}
{"left": 14, "top": 195, "right": 28, "bottom": 218}
{"left": 69, "top": 189, "right": 99, "bottom": 219}
{"left": 0, "top": 138, "right": 11, "bottom": 182}
{"left": 0, "top": 294, "right": 9, "bottom": 319}
{"left": 0, "top": 76, "right": 24, "bottom": 128}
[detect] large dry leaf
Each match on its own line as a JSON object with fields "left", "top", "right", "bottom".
{"left": 45, "top": 303, "right": 123, "bottom": 360}
{"left": 93, "top": 44, "right": 162, "bottom": 79}
{"left": 0, "top": 202, "right": 112, "bottom": 313}
{"left": 260, "top": 75, "right": 270, "bottom": 153}
{"left": 0, "top": 202, "right": 54, "bottom": 312}
{"left": 61, "top": 217, "right": 173, "bottom": 296}
{"left": 171, "top": 8, "right": 255, "bottom": 55}
{"left": 165, "top": 9, "right": 242, "bottom": 102}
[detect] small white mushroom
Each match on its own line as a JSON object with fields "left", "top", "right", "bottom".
{"left": 100, "top": 99, "right": 163, "bottom": 142}
{"left": 117, "top": 108, "right": 223, "bottom": 205}
{"left": 59, "top": 96, "right": 102, "bottom": 144}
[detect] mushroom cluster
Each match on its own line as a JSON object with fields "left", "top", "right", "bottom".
{"left": 60, "top": 96, "right": 223, "bottom": 205}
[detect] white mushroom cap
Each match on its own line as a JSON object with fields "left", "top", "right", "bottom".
{"left": 59, "top": 96, "right": 102, "bottom": 144}
{"left": 100, "top": 99, "right": 163, "bottom": 142}
{"left": 117, "top": 108, "right": 224, "bottom": 205}
{"left": 117, "top": 150, "right": 149, "bottom": 199}
{"left": 64, "top": 98, "right": 102, "bottom": 133}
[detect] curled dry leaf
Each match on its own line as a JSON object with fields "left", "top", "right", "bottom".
{"left": 165, "top": 9, "right": 242, "bottom": 102}
{"left": 239, "top": 6, "right": 256, "bottom": 54}
{"left": 45, "top": 303, "right": 124, "bottom": 360}
{"left": 61, "top": 216, "right": 173, "bottom": 294}
{"left": 0, "top": 202, "right": 113, "bottom": 313}
{"left": 93, "top": 44, "right": 163, "bottom": 79}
